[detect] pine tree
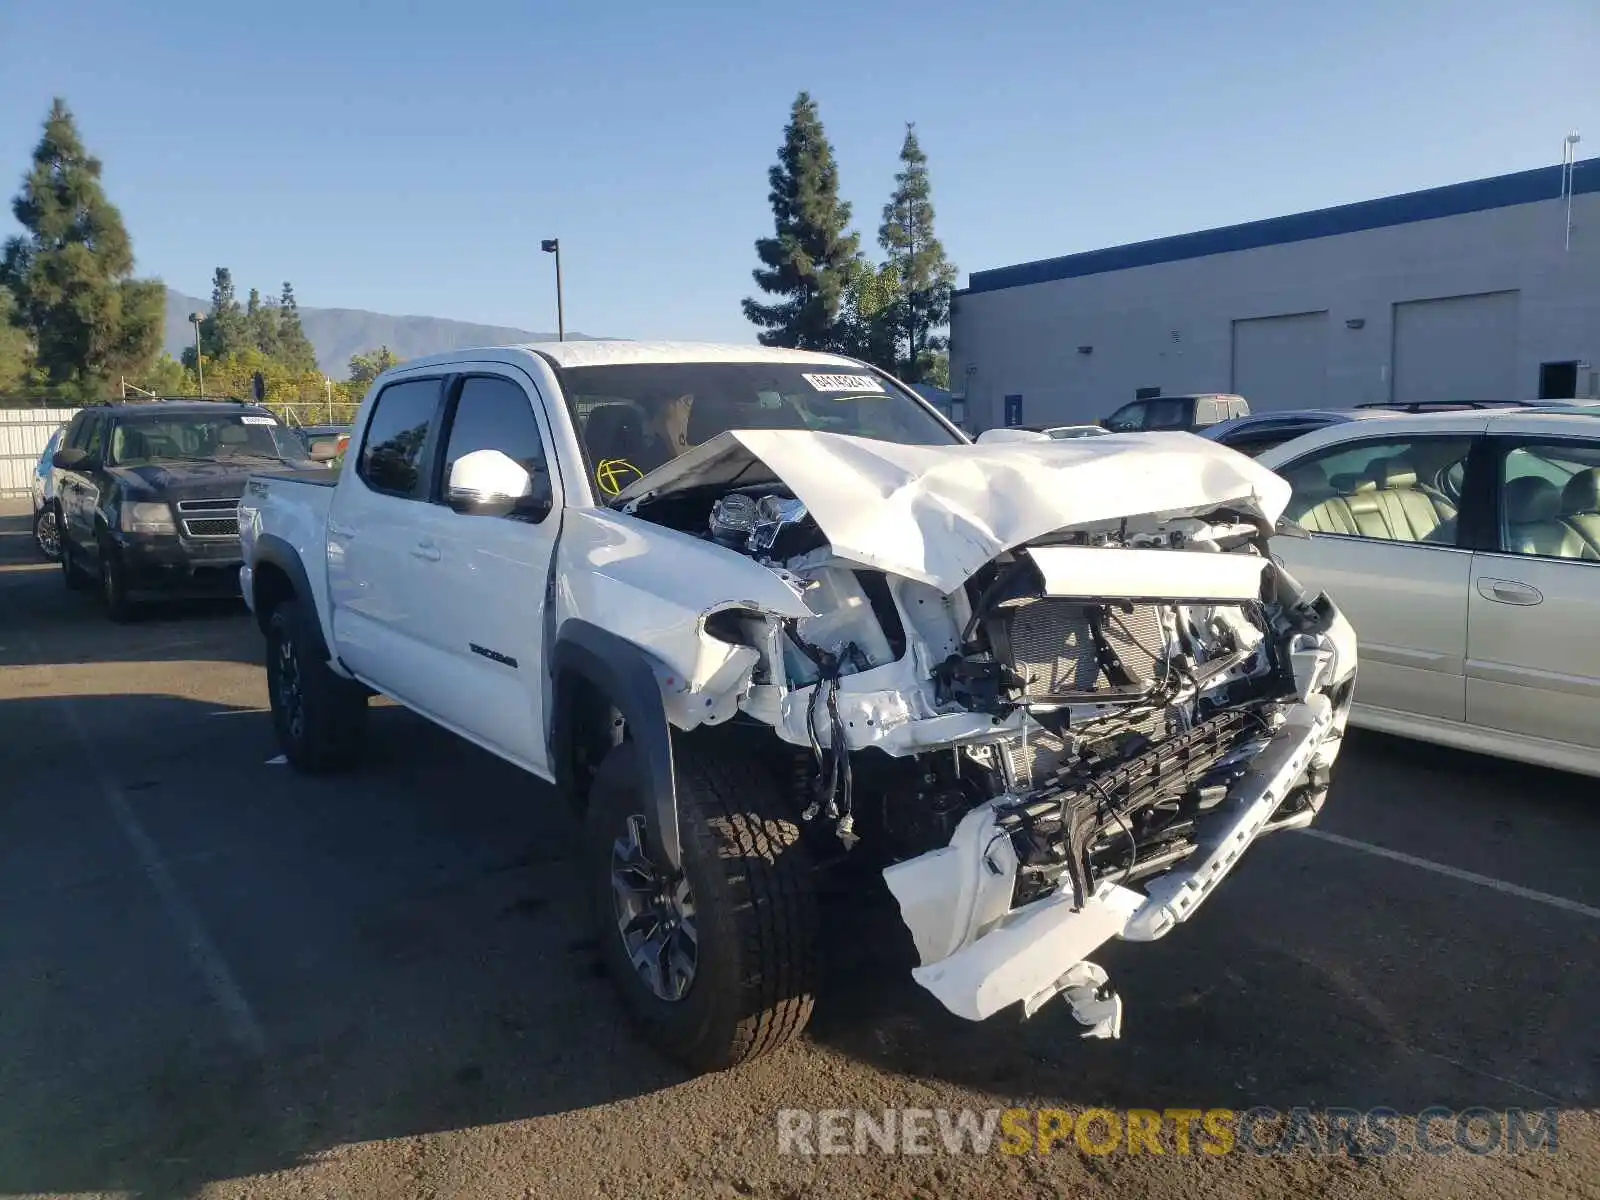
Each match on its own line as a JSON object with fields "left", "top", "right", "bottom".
{"left": 0, "top": 98, "right": 163, "bottom": 396}
{"left": 742, "top": 92, "right": 859, "bottom": 350}
{"left": 244, "top": 286, "right": 280, "bottom": 357}
{"left": 276, "top": 281, "right": 318, "bottom": 373}
{"left": 203, "top": 267, "right": 248, "bottom": 360}
{"left": 877, "top": 124, "right": 957, "bottom": 383}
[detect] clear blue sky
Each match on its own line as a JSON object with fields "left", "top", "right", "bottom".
{"left": 3, "top": 0, "right": 1597, "bottom": 343}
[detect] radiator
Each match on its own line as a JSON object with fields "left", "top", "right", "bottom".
{"left": 992, "top": 598, "right": 1169, "bottom": 699}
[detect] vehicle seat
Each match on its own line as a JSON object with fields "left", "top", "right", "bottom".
{"left": 1364, "top": 456, "right": 1458, "bottom": 542}
{"left": 1557, "top": 468, "right": 1600, "bottom": 560}
{"left": 582, "top": 403, "right": 648, "bottom": 466}
{"left": 1283, "top": 462, "right": 1360, "bottom": 535}
{"left": 1502, "top": 476, "right": 1583, "bottom": 558}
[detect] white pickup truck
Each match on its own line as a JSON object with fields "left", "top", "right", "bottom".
{"left": 238, "top": 341, "right": 1357, "bottom": 1074}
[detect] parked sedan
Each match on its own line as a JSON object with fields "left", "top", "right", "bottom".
{"left": 1257, "top": 403, "right": 1600, "bottom": 777}
{"left": 29, "top": 423, "right": 66, "bottom": 560}
{"left": 1199, "top": 409, "right": 1388, "bottom": 457}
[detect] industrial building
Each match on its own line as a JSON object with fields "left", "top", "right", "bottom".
{"left": 949, "top": 157, "right": 1600, "bottom": 431}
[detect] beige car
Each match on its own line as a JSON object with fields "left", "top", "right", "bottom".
{"left": 1258, "top": 403, "right": 1600, "bottom": 778}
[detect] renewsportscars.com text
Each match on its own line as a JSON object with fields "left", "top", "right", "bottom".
{"left": 776, "top": 1106, "right": 1559, "bottom": 1158}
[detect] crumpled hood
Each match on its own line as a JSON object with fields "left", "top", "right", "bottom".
{"left": 617, "top": 429, "right": 1291, "bottom": 590}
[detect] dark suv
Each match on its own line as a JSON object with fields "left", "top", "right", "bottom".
{"left": 50, "top": 399, "right": 317, "bottom": 620}
{"left": 1102, "top": 393, "right": 1250, "bottom": 433}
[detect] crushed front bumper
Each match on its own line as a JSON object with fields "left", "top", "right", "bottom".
{"left": 882, "top": 690, "right": 1341, "bottom": 1036}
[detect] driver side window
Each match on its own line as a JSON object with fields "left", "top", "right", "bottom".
{"left": 1277, "top": 436, "right": 1473, "bottom": 545}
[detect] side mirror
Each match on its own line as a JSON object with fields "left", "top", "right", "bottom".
{"left": 307, "top": 439, "right": 339, "bottom": 462}
{"left": 52, "top": 448, "right": 89, "bottom": 470}
{"left": 446, "top": 448, "right": 550, "bottom": 520}
{"left": 975, "top": 427, "right": 1050, "bottom": 444}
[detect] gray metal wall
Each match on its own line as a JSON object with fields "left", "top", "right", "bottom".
{"left": 0, "top": 408, "right": 78, "bottom": 500}
{"left": 951, "top": 190, "right": 1600, "bottom": 429}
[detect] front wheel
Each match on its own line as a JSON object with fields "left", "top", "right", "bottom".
{"left": 97, "top": 536, "right": 136, "bottom": 623}
{"left": 586, "top": 736, "right": 818, "bottom": 1073}
{"left": 33, "top": 505, "right": 61, "bottom": 562}
{"left": 265, "top": 598, "right": 368, "bottom": 773}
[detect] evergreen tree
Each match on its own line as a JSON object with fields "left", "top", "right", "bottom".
{"left": 742, "top": 92, "right": 859, "bottom": 350}
{"left": 209, "top": 267, "right": 248, "bottom": 357}
{"left": 276, "top": 281, "right": 318, "bottom": 373}
{"left": 877, "top": 124, "right": 957, "bottom": 383}
{"left": 244, "top": 286, "right": 280, "bottom": 357}
{"left": 0, "top": 98, "right": 163, "bottom": 396}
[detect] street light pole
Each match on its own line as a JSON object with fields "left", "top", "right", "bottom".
{"left": 189, "top": 311, "right": 206, "bottom": 398}
{"left": 541, "top": 238, "right": 565, "bottom": 341}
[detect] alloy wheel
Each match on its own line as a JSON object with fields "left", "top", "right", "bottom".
{"left": 609, "top": 814, "right": 698, "bottom": 1002}
{"left": 274, "top": 632, "right": 306, "bottom": 745}
{"left": 35, "top": 509, "right": 60, "bottom": 560}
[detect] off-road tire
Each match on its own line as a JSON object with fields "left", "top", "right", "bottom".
{"left": 586, "top": 737, "right": 818, "bottom": 1073}
{"left": 265, "top": 598, "right": 368, "bottom": 773}
{"left": 97, "top": 535, "right": 136, "bottom": 623}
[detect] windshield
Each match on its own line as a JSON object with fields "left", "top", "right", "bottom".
{"left": 108, "top": 411, "right": 303, "bottom": 466}
{"left": 558, "top": 362, "right": 961, "bottom": 498}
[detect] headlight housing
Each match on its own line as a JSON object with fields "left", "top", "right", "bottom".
{"left": 120, "top": 501, "right": 176, "bottom": 535}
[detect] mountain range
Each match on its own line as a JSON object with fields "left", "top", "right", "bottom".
{"left": 161, "top": 288, "right": 600, "bottom": 376}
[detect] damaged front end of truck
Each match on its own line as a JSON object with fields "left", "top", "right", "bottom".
{"left": 560, "top": 428, "right": 1356, "bottom": 1036}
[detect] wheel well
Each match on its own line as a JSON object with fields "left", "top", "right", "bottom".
{"left": 554, "top": 669, "right": 625, "bottom": 812}
{"left": 253, "top": 561, "right": 296, "bottom": 634}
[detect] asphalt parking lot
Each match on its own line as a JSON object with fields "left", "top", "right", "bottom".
{"left": 0, "top": 499, "right": 1596, "bottom": 1200}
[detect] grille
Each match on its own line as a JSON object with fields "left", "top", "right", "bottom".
{"left": 176, "top": 498, "right": 241, "bottom": 540}
{"left": 183, "top": 516, "right": 239, "bottom": 538}
{"left": 994, "top": 598, "right": 1168, "bottom": 699}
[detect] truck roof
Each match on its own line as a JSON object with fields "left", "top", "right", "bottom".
{"left": 395, "top": 339, "right": 869, "bottom": 373}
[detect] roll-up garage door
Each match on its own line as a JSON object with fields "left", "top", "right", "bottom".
{"left": 1392, "top": 291, "right": 1519, "bottom": 405}
{"left": 1230, "top": 311, "right": 1329, "bottom": 414}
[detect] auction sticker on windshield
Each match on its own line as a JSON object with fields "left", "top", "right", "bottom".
{"left": 241, "top": 416, "right": 277, "bottom": 425}
{"left": 801, "top": 373, "right": 885, "bottom": 393}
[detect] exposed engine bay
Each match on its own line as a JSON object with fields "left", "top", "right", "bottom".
{"left": 594, "top": 429, "right": 1358, "bottom": 1037}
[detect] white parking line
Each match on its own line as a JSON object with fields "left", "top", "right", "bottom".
{"left": 15, "top": 629, "right": 267, "bottom": 1056}
{"left": 1297, "top": 827, "right": 1600, "bottom": 921}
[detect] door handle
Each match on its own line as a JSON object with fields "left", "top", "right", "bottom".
{"left": 410, "top": 540, "right": 441, "bottom": 563}
{"left": 1476, "top": 577, "right": 1543, "bottom": 606}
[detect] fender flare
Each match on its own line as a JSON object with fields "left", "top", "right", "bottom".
{"left": 550, "top": 619, "right": 681, "bottom": 871}
{"left": 250, "top": 534, "right": 331, "bottom": 662}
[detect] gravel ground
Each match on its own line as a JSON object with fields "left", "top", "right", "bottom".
{"left": 0, "top": 499, "right": 1595, "bottom": 1200}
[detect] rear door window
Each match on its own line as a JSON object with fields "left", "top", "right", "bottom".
{"left": 1105, "top": 402, "right": 1147, "bottom": 432}
{"left": 358, "top": 378, "right": 442, "bottom": 498}
{"left": 1143, "top": 398, "right": 1191, "bottom": 429}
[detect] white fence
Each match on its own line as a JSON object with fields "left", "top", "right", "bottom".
{"left": 0, "top": 407, "right": 79, "bottom": 500}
